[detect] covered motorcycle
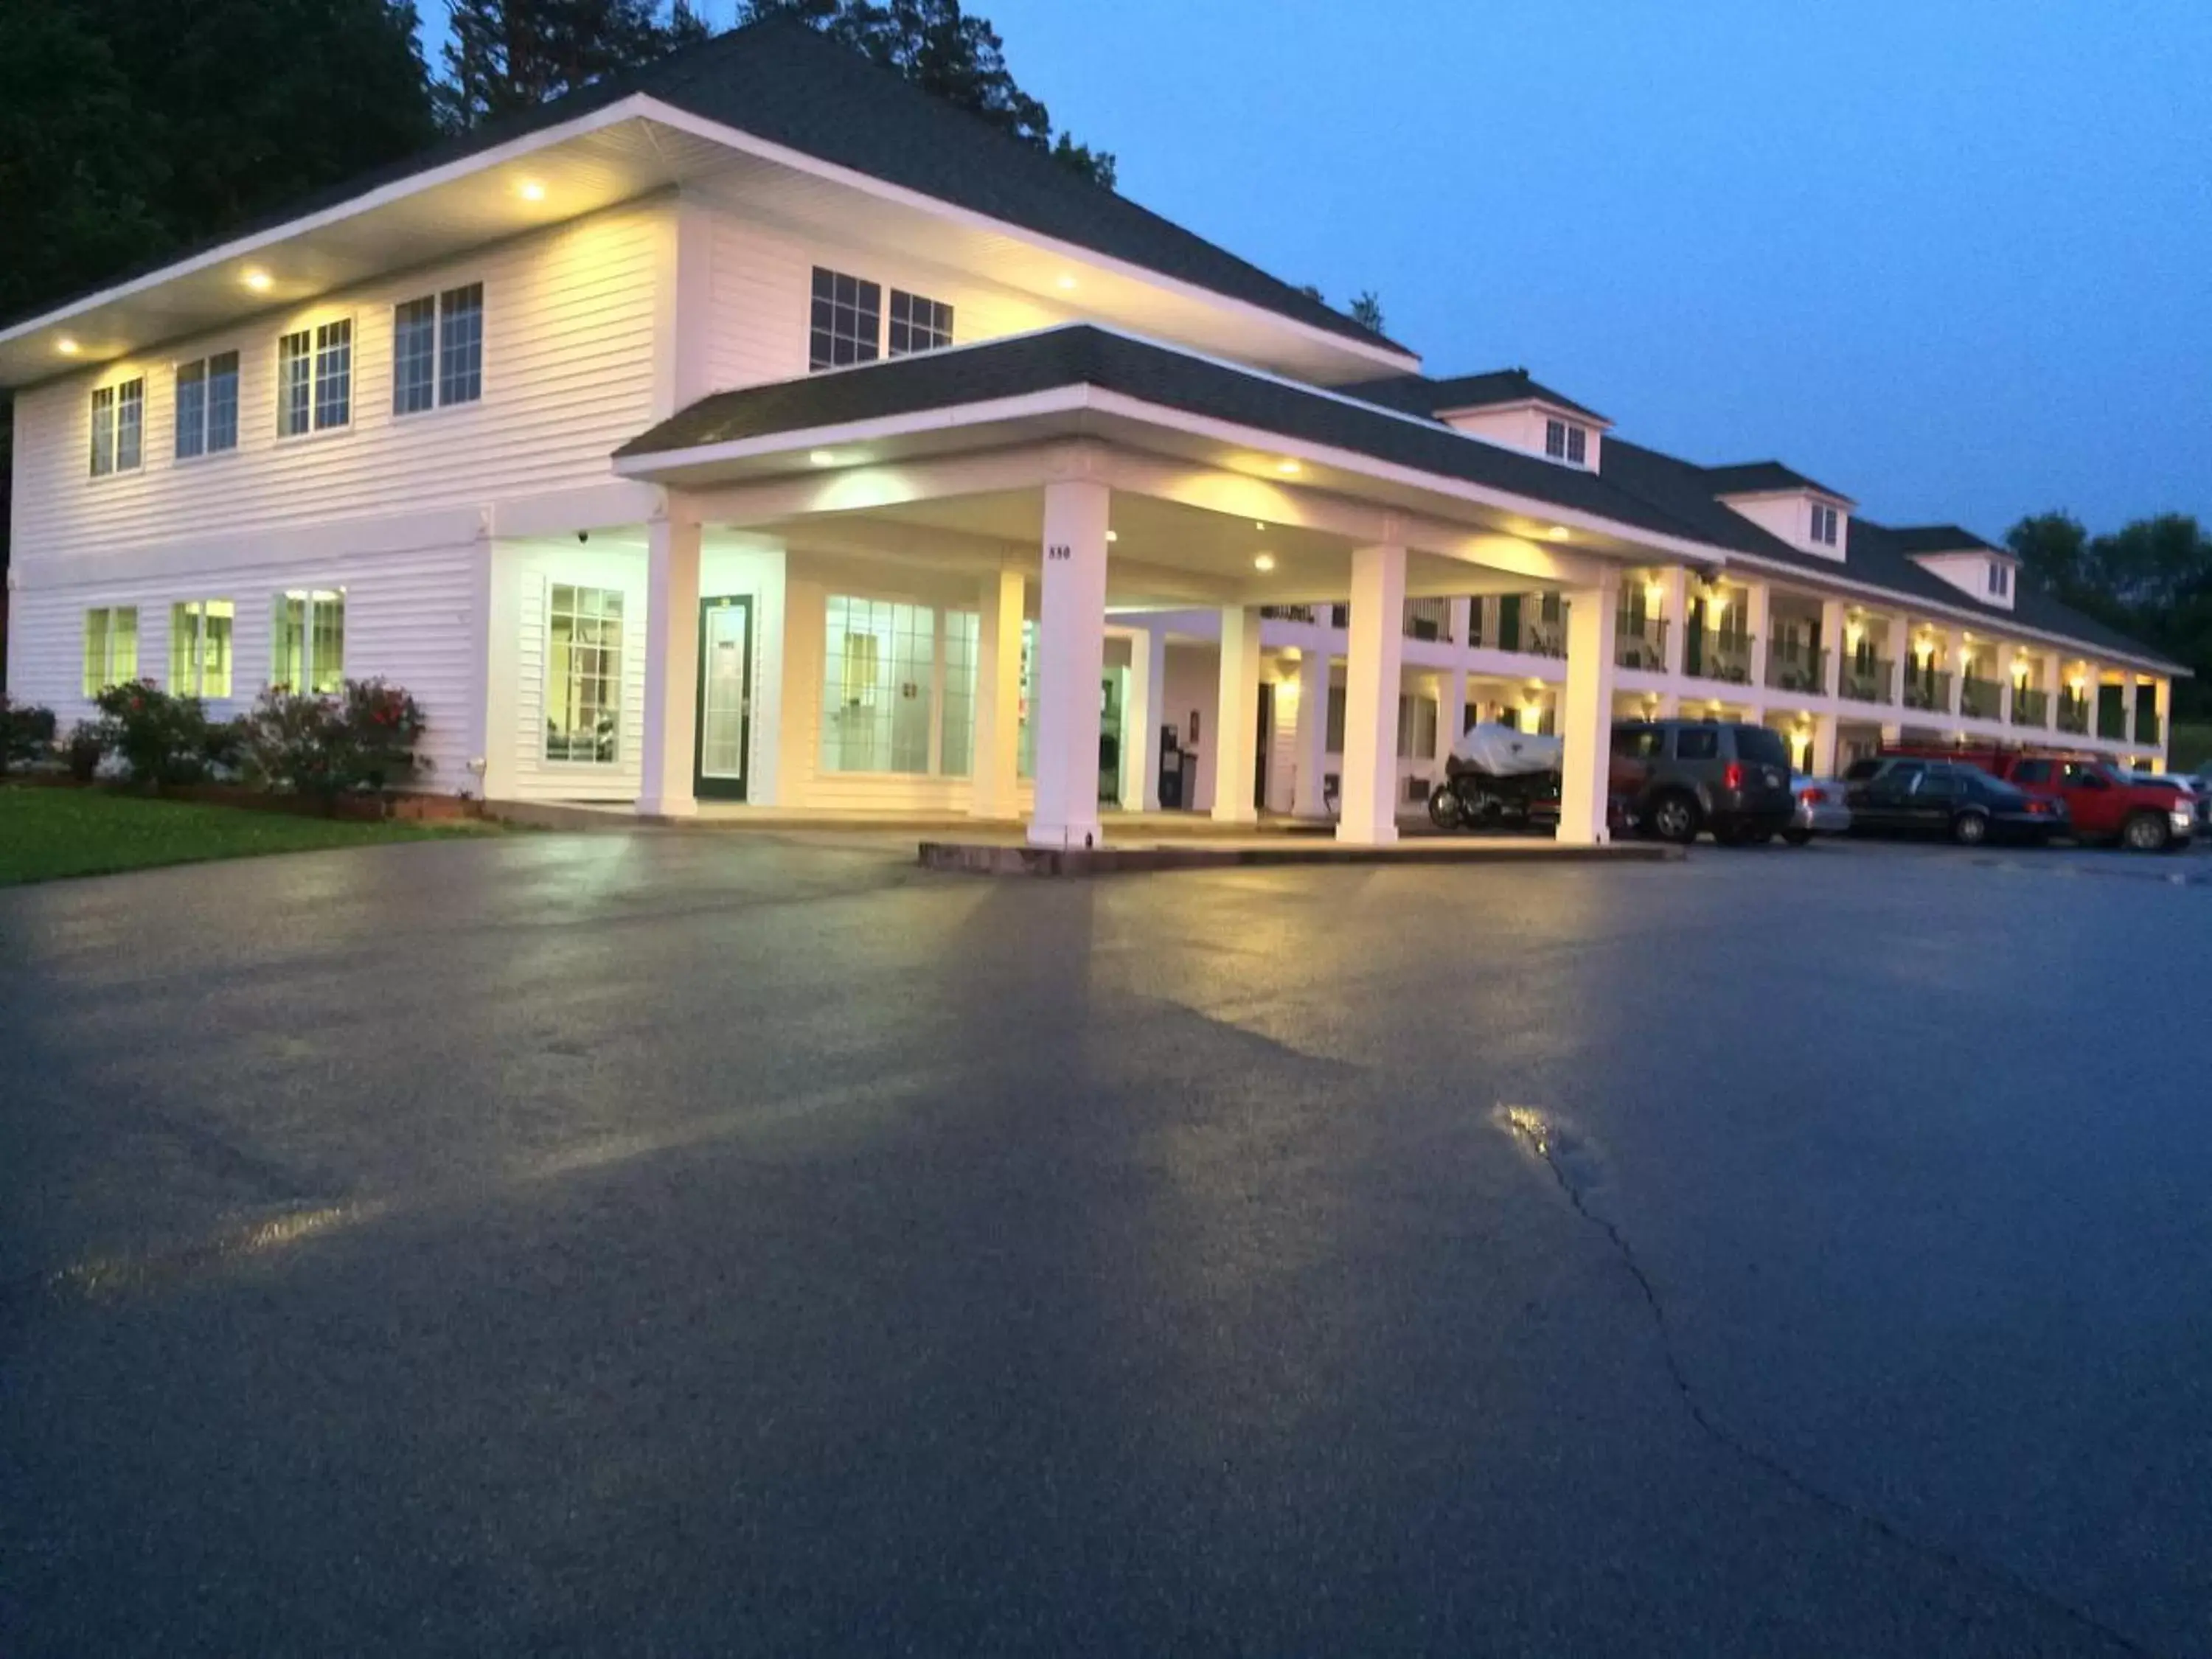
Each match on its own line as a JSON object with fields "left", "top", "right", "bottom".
{"left": 1427, "top": 723, "right": 1563, "bottom": 830}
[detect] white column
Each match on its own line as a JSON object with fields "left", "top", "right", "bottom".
{"left": 1120, "top": 625, "right": 1164, "bottom": 811}
{"left": 2121, "top": 677, "right": 2140, "bottom": 752}
{"left": 638, "top": 506, "right": 703, "bottom": 818}
{"left": 1810, "top": 713, "right": 1840, "bottom": 778}
{"left": 1436, "top": 668, "right": 1467, "bottom": 773}
{"left": 1028, "top": 479, "right": 1111, "bottom": 849}
{"left": 2041, "top": 654, "right": 2062, "bottom": 734}
{"left": 1293, "top": 647, "right": 1332, "bottom": 821}
{"left": 1338, "top": 544, "right": 1407, "bottom": 845}
{"left": 1447, "top": 596, "right": 1472, "bottom": 651}
{"left": 2153, "top": 678, "right": 2172, "bottom": 770}
{"left": 1997, "top": 651, "right": 2016, "bottom": 728}
{"left": 1659, "top": 566, "right": 1689, "bottom": 678}
{"left": 971, "top": 566, "right": 1025, "bottom": 820}
{"left": 1744, "top": 580, "right": 1772, "bottom": 695}
{"left": 1558, "top": 570, "right": 1621, "bottom": 845}
{"left": 1819, "top": 598, "right": 1846, "bottom": 700}
{"left": 1888, "top": 619, "right": 1910, "bottom": 709}
{"left": 1211, "top": 605, "right": 1262, "bottom": 824}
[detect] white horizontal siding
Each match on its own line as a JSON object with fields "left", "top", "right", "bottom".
{"left": 7, "top": 540, "right": 481, "bottom": 787}
{"left": 13, "top": 198, "right": 669, "bottom": 565}
{"left": 698, "top": 201, "right": 1071, "bottom": 397}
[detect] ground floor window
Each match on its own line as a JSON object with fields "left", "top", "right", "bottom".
{"left": 821, "top": 595, "right": 979, "bottom": 776}
{"left": 1326, "top": 684, "right": 1346, "bottom": 751}
{"left": 170, "top": 599, "right": 234, "bottom": 698}
{"left": 1396, "top": 693, "right": 1439, "bottom": 759}
{"left": 546, "top": 584, "right": 623, "bottom": 762}
{"left": 272, "top": 589, "right": 346, "bottom": 695}
{"left": 83, "top": 606, "right": 138, "bottom": 695}
{"left": 1015, "top": 619, "right": 1037, "bottom": 780}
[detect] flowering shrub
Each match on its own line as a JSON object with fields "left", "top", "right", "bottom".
{"left": 64, "top": 722, "right": 106, "bottom": 782}
{"left": 89, "top": 681, "right": 237, "bottom": 787}
{"left": 243, "top": 678, "right": 428, "bottom": 799}
{"left": 0, "top": 695, "right": 58, "bottom": 774}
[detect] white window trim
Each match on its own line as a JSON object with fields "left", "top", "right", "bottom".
{"left": 392, "top": 280, "right": 487, "bottom": 420}
{"left": 170, "top": 599, "right": 237, "bottom": 698}
{"left": 268, "top": 587, "right": 348, "bottom": 695}
{"left": 542, "top": 581, "right": 627, "bottom": 768}
{"left": 88, "top": 376, "right": 146, "bottom": 480}
{"left": 82, "top": 605, "right": 140, "bottom": 695}
{"left": 275, "top": 314, "right": 357, "bottom": 442}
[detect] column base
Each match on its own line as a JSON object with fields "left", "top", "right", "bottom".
{"left": 1211, "top": 806, "right": 1260, "bottom": 827}
{"left": 637, "top": 796, "right": 698, "bottom": 820}
{"left": 1028, "top": 819, "right": 1104, "bottom": 850}
{"left": 1335, "top": 821, "right": 1399, "bottom": 847}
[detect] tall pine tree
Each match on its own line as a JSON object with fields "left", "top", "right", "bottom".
{"left": 435, "top": 0, "right": 710, "bottom": 128}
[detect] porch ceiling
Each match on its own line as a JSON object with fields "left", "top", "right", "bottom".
{"left": 761, "top": 487, "right": 1544, "bottom": 610}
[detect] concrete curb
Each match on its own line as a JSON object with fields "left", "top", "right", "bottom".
{"left": 917, "top": 840, "right": 1686, "bottom": 877}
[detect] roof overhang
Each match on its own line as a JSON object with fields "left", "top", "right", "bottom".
{"left": 0, "top": 97, "right": 1416, "bottom": 394}
{"left": 1715, "top": 484, "right": 1859, "bottom": 511}
{"left": 1433, "top": 395, "right": 1613, "bottom": 432}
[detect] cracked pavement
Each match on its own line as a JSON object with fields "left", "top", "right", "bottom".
{"left": 3, "top": 831, "right": 2208, "bottom": 1655}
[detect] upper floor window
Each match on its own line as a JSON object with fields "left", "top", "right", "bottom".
{"left": 170, "top": 600, "right": 235, "bottom": 698}
{"left": 1987, "top": 563, "right": 2011, "bottom": 597}
{"left": 394, "top": 282, "right": 484, "bottom": 415}
{"left": 888, "top": 289, "right": 954, "bottom": 357}
{"left": 175, "top": 352, "right": 240, "bottom": 460}
{"left": 277, "top": 321, "right": 352, "bottom": 437}
{"left": 1544, "top": 418, "right": 1587, "bottom": 466}
{"left": 88, "top": 378, "right": 144, "bottom": 477}
{"left": 83, "top": 606, "right": 138, "bottom": 695}
{"left": 1810, "top": 502, "right": 1840, "bottom": 546}
{"left": 810, "top": 268, "right": 881, "bottom": 371}
{"left": 272, "top": 588, "right": 345, "bottom": 693}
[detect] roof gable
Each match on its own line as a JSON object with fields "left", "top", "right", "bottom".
{"left": 1700, "top": 460, "right": 1854, "bottom": 504}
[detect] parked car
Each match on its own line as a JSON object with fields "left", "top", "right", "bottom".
{"left": 1846, "top": 759, "right": 2065, "bottom": 846}
{"left": 1612, "top": 720, "right": 1798, "bottom": 845}
{"left": 1787, "top": 775, "right": 1851, "bottom": 844}
{"left": 1884, "top": 748, "right": 2193, "bottom": 852}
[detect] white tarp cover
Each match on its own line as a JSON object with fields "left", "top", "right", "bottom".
{"left": 1450, "top": 723, "right": 1563, "bottom": 775}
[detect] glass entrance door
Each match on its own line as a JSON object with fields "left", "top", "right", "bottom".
{"left": 695, "top": 596, "right": 752, "bottom": 799}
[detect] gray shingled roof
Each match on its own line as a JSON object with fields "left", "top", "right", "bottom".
{"left": 1341, "top": 369, "right": 1609, "bottom": 425}
{"left": 1888, "top": 524, "right": 2010, "bottom": 557}
{"left": 1700, "top": 461, "right": 1854, "bottom": 503}
{"left": 616, "top": 324, "right": 2182, "bottom": 672}
{"left": 1, "top": 20, "right": 1405, "bottom": 355}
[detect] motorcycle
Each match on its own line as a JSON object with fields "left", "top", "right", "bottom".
{"left": 1427, "top": 758, "right": 1562, "bottom": 830}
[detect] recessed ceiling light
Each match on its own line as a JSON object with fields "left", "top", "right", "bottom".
{"left": 1105, "top": 530, "right": 1119, "bottom": 543}
{"left": 808, "top": 449, "right": 838, "bottom": 466}
{"left": 1056, "top": 274, "right": 1078, "bottom": 291}
{"left": 1275, "top": 459, "right": 1301, "bottom": 476}
{"left": 241, "top": 268, "right": 272, "bottom": 293}
{"left": 56, "top": 337, "right": 80, "bottom": 356}
{"left": 1253, "top": 520, "right": 1267, "bottom": 531}
{"left": 518, "top": 180, "right": 546, "bottom": 203}
{"left": 1546, "top": 526, "right": 1570, "bottom": 541}
{"left": 1253, "top": 552, "right": 1276, "bottom": 572}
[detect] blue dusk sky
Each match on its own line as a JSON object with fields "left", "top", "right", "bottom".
{"left": 431, "top": 1, "right": 2211, "bottom": 535}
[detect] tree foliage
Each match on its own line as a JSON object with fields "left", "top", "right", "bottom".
{"left": 739, "top": 0, "right": 1115, "bottom": 187}
{"left": 435, "top": 0, "right": 709, "bottom": 128}
{"left": 2011, "top": 510, "right": 2212, "bottom": 718}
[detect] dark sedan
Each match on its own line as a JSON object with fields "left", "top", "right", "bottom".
{"left": 1845, "top": 759, "right": 2066, "bottom": 846}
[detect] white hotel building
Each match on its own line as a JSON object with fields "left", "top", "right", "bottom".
{"left": 0, "top": 22, "right": 2180, "bottom": 846}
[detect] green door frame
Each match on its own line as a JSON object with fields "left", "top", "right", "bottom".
{"left": 694, "top": 594, "right": 753, "bottom": 800}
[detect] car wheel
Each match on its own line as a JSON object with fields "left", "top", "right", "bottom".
{"left": 2121, "top": 811, "right": 2169, "bottom": 852}
{"left": 1952, "top": 810, "right": 1990, "bottom": 846}
{"left": 1427, "top": 785, "right": 1464, "bottom": 832}
{"left": 1782, "top": 827, "right": 1813, "bottom": 846}
{"left": 1649, "top": 791, "right": 1701, "bottom": 845}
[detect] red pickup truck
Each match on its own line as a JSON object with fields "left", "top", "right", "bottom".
{"left": 1887, "top": 746, "right": 2194, "bottom": 851}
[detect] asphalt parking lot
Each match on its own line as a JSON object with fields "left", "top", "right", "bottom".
{"left": 4, "top": 829, "right": 2211, "bottom": 1656}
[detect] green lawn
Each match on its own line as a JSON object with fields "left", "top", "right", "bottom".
{"left": 0, "top": 786, "right": 491, "bottom": 886}
{"left": 2168, "top": 721, "right": 2212, "bottom": 773}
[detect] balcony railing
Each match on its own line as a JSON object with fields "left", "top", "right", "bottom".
{"left": 1902, "top": 668, "right": 1952, "bottom": 713}
{"left": 1403, "top": 597, "right": 1451, "bottom": 643}
{"left": 2136, "top": 706, "right": 2163, "bottom": 746}
{"left": 1260, "top": 604, "right": 1320, "bottom": 625}
{"left": 1961, "top": 678, "right": 2001, "bottom": 720}
{"left": 2098, "top": 703, "right": 2127, "bottom": 741}
{"left": 2011, "top": 687, "right": 2050, "bottom": 728}
{"left": 1492, "top": 602, "right": 1566, "bottom": 658}
{"left": 2058, "top": 696, "right": 2090, "bottom": 736}
{"left": 1840, "top": 658, "right": 1893, "bottom": 704}
{"left": 1614, "top": 619, "right": 1669, "bottom": 672}
{"left": 1687, "top": 630, "right": 1754, "bottom": 685}
{"left": 1764, "top": 647, "right": 1828, "bottom": 696}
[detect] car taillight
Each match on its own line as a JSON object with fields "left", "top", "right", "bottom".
{"left": 1800, "top": 787, "right": 1826, "bottom": 804}
{"left": 1724, "top": 762, "right": 1743, "bottom": 790}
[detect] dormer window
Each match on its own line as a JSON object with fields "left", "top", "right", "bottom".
{"left": 1988, "top": 563, "right": 2010, "bottom": 598}
{"left": 1811, "top": 503, "right": 1839, "bottom": 546}
{"left": 1544, "top": 418, "right": 1588, "bottom": 466}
